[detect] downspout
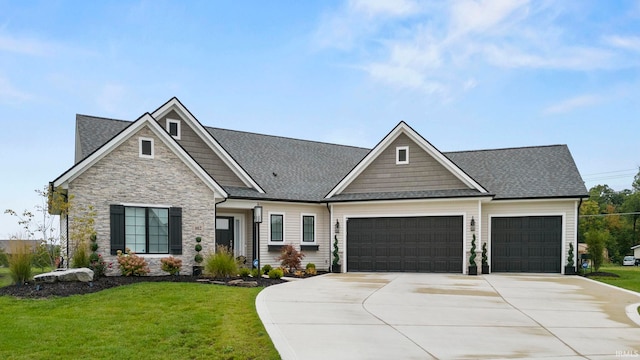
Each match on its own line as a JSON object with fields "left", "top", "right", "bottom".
{"left": 326, "top": 202, "right": 332, "bottom": 272}
{"left": 214, "top": 197, "right": 227, "bottom": 252}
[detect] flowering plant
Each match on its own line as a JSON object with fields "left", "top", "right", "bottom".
{"left": 116, "top": 248, "right": 150, "bottom": 276}
{"left": 160, "top": 256, "right": 182, "bottom": 275}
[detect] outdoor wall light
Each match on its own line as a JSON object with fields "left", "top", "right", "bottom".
{"left": 335, "top": 219, "right": 340, "bottom": 234}
{"left": 253, "top": 205, "right": 263, "bottom": 224}
{"left": 470, "top": 216, "right": 476, "bottom": 232}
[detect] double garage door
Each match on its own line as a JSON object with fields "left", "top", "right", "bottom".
{"left": 346, "top": 215, "right": 563, "bottom": 273}
{"left": 347, "top": 216, "right": 462, "bottom": 272}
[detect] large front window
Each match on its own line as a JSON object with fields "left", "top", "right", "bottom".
{"left": 125, "top": 207, "right": 169, "bottom": 253}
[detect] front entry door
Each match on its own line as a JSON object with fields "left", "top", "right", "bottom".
{"left": 215, "top": 216, "right": 234, "bottom": 251}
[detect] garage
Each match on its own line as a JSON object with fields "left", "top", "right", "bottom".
{"left": 491, "top": 216, "right": 562, "bottom": 273}
{"left": 346, "top": 216, "right": 463, "bottom": 272}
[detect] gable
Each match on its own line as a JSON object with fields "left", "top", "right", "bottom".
{"left": 326, "top": 122, "right": 487, "bottom": 198}
{"left": 53, "top": 114, "right": 227, "bottom": 198}
{"left": 155, "top": 109, "right": 246, "bottom": 187}
{"left": 343, "top": 133, "right": 469, "bottom": 194}
{"left": 151, "top": 98, "right": 264, "bottom": 193}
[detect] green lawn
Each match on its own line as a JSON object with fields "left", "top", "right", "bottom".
{"left": 0, "top": 282, "right": 280, "bottom": 360}
{"left": 588, "top": 264, "right": 640, "bottom": 293}
{"left": 0, "top": 267, "right": 52, "bottom": 288}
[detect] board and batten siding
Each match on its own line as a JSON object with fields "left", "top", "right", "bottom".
{"left": 156, "top": 110, "right": 246, "bottom": 187}
{"left": 67, "top": 125, "right": 218, "bottom": 275}
{"left": 331, "top": 199, "right": 480, "bottom": 273}
{"left": 258, "top": 202, "right": 330, "bottom": 271}
{"left": 482, "top": 199, "right": 579, "bottom": 272}
{"left": 343, "top": 133, "right": 469, "bottom": 194}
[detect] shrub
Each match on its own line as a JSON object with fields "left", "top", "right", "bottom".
{"left": 160, "top": 256, "right": 183, "bottom": 275}
{"left": 294, "top": 270, "right": 304, "bottom": 277}
{"left": 250, "top": 268, "right": 261, "bottom": 278}
{"left": 194, "top": 253, "right": 204, "bottom": 264}
{"left": 8, "top": 241, "right": 34, "bottom": 285}
{"left": 204, "top": 245, "right": 237, "bottom": 278}
{"left": 481, "top": 243, "right": 488, "bottom": 266}
{"left": 261, "top": 264, "right": 272, "bottom": 275}
{"left": 268, "top": 268, "right": 284, "bottom": 279}
{"left": 195, "top": 244, "right": 203, "bottom": 252}
{"left": 71, "top": 242, "right": 90, "bottom": 268}
{"left": 306, "top": 263, "right": 317, "bottom": 275}
{"left": 117, "top": 249, "right": 150, "bottom": 276}
{"left": 88, "top": 233, "right": 107, "bottom": 277}
{"left": 239, "top": 267, "right": 251, "bottom": 277}
{"left": 278, "top": 245, "right": 305, "bottom": 273}
{"left": 0, "top": 248, "right": 8, "bottom": 267}
{"left": 567, "top": 242, "right": 575, "bottom": 267}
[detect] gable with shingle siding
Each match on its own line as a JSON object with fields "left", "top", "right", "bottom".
{"left": 154, "top": 109, "right": 245, "bottom": 187}
{"left": 343, "top": 133, "right": 470, "bottom": 194}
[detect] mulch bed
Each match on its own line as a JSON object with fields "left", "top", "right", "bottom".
{"left": 0, "top": 275, "right": 287, "bottom": 299}
{"left": 583, "top": 271, "right": 621, "bottom": 278}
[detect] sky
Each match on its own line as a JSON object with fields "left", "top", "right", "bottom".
{"left": 1, "top": 0, "right": 639, "bottom": 238}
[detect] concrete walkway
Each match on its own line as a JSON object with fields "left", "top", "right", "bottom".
{"left": 256, "top": 273, "right": 640, "bottom": 359}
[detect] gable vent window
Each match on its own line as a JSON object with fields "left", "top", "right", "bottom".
{"left": 396, "top": 146, "right": 409, "bottom": 165}
{"left": 139, "top": 137, "right": 154, "bottom": 159}
{"left": 166, "top": 119, "right": 181, "bottom": 140}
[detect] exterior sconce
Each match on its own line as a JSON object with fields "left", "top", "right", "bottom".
{"left": 470, "top": 216, "right": 476, "bottom": 232}
{"left": 335, "top": 219, "right": 340, "bottom": 234}
{"left": 253, "top": 205, "right": 263, "bottom": 224}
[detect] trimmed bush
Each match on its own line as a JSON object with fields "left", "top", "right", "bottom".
{"left": 261, "top": 264, "right": 272, "bottom": 275}
{"left": 204, "top": 245, "right": 237, "bottom": 278}
{"left": 306, "top": 263, "right": 317, "bottom": 275}
{"left": 160, "top": 256, "right": 182, "bottom": 275}
{"left": 250, "top": 268, "right": 260, "bottom": 278}
{"left": 239, "top": 267, "right": 251, "bottom": 277}
{"left": 268, "top": 268, "right": 284, "bottom": 279}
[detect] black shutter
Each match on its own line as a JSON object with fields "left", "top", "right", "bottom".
{"left": 169, "top": 207, "right": 182, "bottom": 255}
{"left": 110, "top": 205, "right": 125, "bottom": 255}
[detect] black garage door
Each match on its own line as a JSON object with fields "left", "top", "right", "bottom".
{"left": 346, "top": 216, "right": 462, "bottom": 272}
{"left": 491, "top": 216, "right": 562, "bottom": 273}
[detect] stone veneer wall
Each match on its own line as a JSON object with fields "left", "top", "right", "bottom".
{"left": 67, "top": 125, "right": 218, "bottom": 276}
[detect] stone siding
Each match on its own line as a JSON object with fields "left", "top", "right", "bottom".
{"left": 68, "top": 125, "right": 218, "bottom": 276}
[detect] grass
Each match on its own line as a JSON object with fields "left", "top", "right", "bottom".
{"left": 0, "top": 266, "right": 52, "bottom": 288}
{"left": 0, "top": 282, "right": 280, "bottom": 360}
{"left": 587, "top": 264, "right": 640, "bottom": 293}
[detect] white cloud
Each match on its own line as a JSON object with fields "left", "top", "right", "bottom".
{"left": 314, "top": 1, "right": 640, "bottom": 98}
{"left": 0, "top": 33, "right": 58, "bottom": 56}
{"left": 348, "top": 0, "right": 420, "bottom": 18}
{"left": 605, "top": 35, "right": 640, "bottom": 52}
{"left": 0, "top": 76, "right": 32, "bottom": 103}
{"left": 543, "top": 94, "right": 603, "bottom": 115}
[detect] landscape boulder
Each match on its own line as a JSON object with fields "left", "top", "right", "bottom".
{"left": 34, "top": 268, "right": 94, "bottom": 283}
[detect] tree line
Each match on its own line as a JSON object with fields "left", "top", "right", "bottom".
{"left": 579, "top": 168, "right": 640, "bottom": 268}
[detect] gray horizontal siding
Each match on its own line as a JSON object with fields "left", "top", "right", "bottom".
{"left": 344, "top": 133, "right": 469, "bottom": 193}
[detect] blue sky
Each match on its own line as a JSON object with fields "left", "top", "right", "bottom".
{"left": 1, "top": 0, "right": 639, "bottom": 238}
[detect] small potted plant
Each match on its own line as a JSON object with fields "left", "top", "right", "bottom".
{"left": 565, "top": 242, "right": 576, "bottom": 275}
{"left": 332, "top": 235, "right": 341, "bottom": 273}
{"left": 468, "top": 234, "right": 478, "bottom": 275}
{"left": 481, "top": 242, "right": 489, "bottom": 274}
{"left": 193, "top": 236, "right": 204, "bottom": 276}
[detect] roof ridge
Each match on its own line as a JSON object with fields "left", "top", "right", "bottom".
{"left": 77, "top": 114, "right": 131, "bottom": 123}
{"left": 445, "top": 144, "right": 567, "bottom": 154}
{"left": 207, "top": 126, "right": 371, "bottom": 151}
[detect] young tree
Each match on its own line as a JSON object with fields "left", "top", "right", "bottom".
{"left": 585, "top": 230, "right": 608, "bottom": 272}
{"left": 4, "top": 186, "right": 69, "bottom": 270}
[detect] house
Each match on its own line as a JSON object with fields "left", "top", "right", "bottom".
{"left": 632, "top": 245, "right": 640, "bottom": 259}
{"left": 51, "top": 97, "right": 588, "bottom": 275}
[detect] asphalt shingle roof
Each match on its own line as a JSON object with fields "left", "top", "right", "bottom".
{"left": 74, "top": 115, "right": 588, "bottom": 201}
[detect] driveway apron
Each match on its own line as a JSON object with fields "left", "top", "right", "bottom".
{"left": 256, "top": 273, "right": 640, "bottom": 359}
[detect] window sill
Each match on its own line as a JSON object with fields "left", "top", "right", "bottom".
{"left": 268, "top": 244, "right": 284, "bottom": 252}
{"left": 300, "top": 244, "right": 319, "bottom": 251}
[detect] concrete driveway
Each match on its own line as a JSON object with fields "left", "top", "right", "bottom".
{"left": 256, "top": 273, "right": 640, "bottom": 359}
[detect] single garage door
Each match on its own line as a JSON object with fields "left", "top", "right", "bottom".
{"left": 491, "top": 216, "right": 562, "bottom": 273}
{"left": 346, "top": 216, "right": 462, "bottom": 272}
